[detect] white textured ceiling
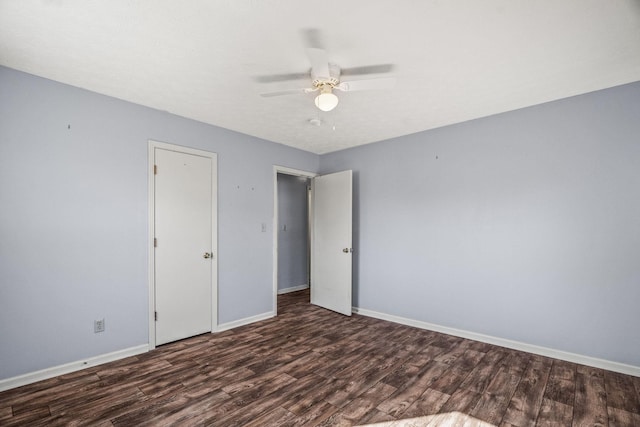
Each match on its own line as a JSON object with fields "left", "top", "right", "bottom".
{"left": 1, "top": 1, "right": 639, "bottom": 154}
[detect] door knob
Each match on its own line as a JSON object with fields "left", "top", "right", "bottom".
{"left": 203, "top": 252, "right": 213, "bottom": 259}
{"left": 343, "top": 248, "right": 352, "bottom": 253}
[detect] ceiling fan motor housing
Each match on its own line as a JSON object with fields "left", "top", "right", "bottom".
{"left": 312, "top": 63, "right": 341, "bottom": 88}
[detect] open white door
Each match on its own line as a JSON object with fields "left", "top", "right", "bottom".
{"left": 311, "top": 170, "right": 353, "bottom": 316}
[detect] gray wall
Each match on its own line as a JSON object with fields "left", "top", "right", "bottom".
{"left": 320, "top": 82, "right": 640, "bottom": 367}
{"left": 0, "top": 66, "right": 319, "bottom": 380}
{"left": 2, "top": 63, "right": 638, "bottom": 381}
{"left": 277, "top": 174, "right": 309, "bottom": 291}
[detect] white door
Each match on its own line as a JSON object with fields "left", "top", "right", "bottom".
{"left": 311, "top": 170, "right": 353, "bottom": 316}
{"left": 154, "top": 147, "right": 215, "bottom": 345}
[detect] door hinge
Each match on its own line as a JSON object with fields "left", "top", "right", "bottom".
{"left": 154, "top": 164, "right": 157, "bottom": 175}
{"left": 154, "top": 311, "right": 158, "bottom": 321}
{"left": 154, "top": 238, "right": 157, "bottom": 247}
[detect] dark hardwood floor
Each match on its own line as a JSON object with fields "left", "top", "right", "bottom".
{"left": 1, "top": 289, "right": 639, "bottom": 426}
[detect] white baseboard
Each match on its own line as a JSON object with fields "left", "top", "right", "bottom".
{"left": 6, "top": 309, "right": 635, "bottom": 393}
{"left": 1, "top": 311, "right": 276, "bottom": 393}
{"left": 277, "top": 284, "right": 309, "bottom": 295}
{"left": 353, "top": 307, "right": 640, "bottom": 377}
{"left": 0, "top": 344, "right": 149, "bottom": 392}
{"left": 215, "top": 311, "right": 275, "bottom": 333}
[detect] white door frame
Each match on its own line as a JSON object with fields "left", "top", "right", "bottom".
{"left": 272, "top": 165, "right": 317, "bottom": 315}
{"left": 148, "top": 140, "right": 218, "bottom": 350}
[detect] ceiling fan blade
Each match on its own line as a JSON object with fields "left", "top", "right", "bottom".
{"left": 260, "top": 89, "right": 306, "bottom": 98}
{"left": 336, "top": 77, "right": 397, "bottom": 92}
{"left": 260, "top": 87, "right": 317, "bottom": 97}
{"left": 301, "top": 28, "right": 324, "bottom": 49}
{"left": 254, "top": 72, "right": 309, "bottom": 83}
{"left": 306, "top": 48, "right": 331, "bottom": 79}
{"left": 341, "top": 64, "right": 395, "bottom": 77}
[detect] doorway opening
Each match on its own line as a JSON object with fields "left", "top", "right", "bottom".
{"left": 273, "top": 166, "right": 354, "bottom": 317}
{"left": 277, "top": 174, "right": 311, "bottom": 294}
{"left": 272, "top": 166, "right": 317, "bottom": 315}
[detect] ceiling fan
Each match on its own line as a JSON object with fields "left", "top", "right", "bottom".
{"left": 258, "top": 30, "right": 396, "bottom": 112}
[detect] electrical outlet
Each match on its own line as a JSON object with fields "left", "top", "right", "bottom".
{"left": 94, "top": 319, "right": 105, "bottom": 333}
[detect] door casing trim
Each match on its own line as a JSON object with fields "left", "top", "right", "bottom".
{"left": 148, "top": 140, "right": 218, "bottom": 350}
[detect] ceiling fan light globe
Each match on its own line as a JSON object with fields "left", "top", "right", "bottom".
{"left": 315, "top": 92, "right": 339, "bottom": 112}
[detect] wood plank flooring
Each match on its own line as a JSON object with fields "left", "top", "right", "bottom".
{"left": 1, "top": 289, "right": 639, "bottom": 426}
